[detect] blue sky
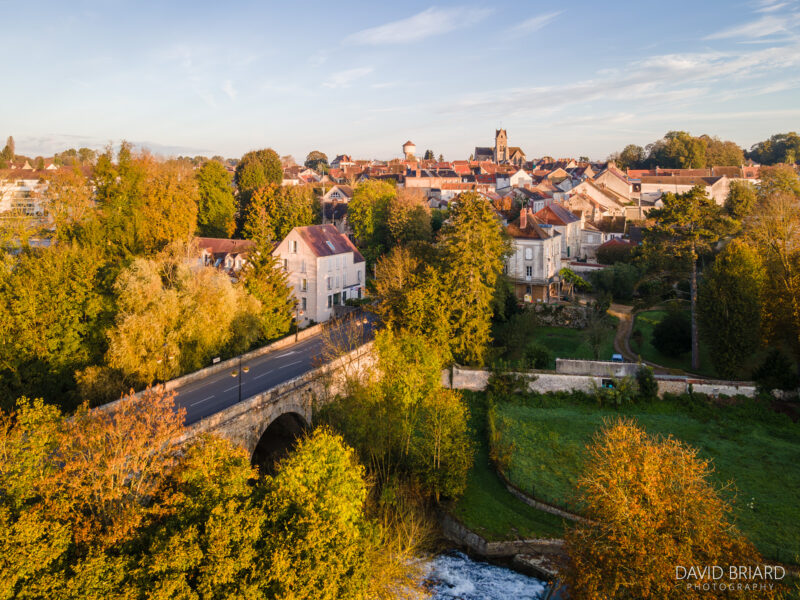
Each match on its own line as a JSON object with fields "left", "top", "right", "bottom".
{"left": 3, "top": 0, "right": 800, "bottom": 161}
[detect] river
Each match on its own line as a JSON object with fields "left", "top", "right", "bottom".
{"left": 425, "top": 551, "right": 551, "bottom": 600}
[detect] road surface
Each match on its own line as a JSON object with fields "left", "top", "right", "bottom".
{"left": 172, "top": 314, "right": 377, "bottom": 425}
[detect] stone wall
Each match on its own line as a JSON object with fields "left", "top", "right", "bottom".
{"left": 446, "top": 366, "right": 757, "bottom": 398}
{"left": 439, "top": 512, "right": 564, "bottom": 558}
{"left": 532, "top": 303, "right": 591, "bottom": 329}
{"left": 556, "top": 358, "right": 640, "bottom": 378}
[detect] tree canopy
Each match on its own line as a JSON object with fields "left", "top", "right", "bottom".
{"left": 196, "top": 160, "right": 236, "bottom": 238}
{"left": 747, "top": 132, "right": 800, "bottom": 165}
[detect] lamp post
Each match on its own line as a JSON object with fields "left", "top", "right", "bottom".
{"left": 231, "top": 357, "right": 250, "bottom": 403}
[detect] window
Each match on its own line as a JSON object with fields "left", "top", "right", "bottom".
{"left": 283, "top": 258, "right": 288, "bottom": 270}
{"left": 333, "top": 292, "right": 341, "bottom": 305}
{"left": 301, "top": 297, "right": 307, "bottom": 311}
{"left": 526, "top": 266, "right": 532, "bottom": 277}
{"left": 327, "top": 295, "right": 332, "bottom": 308}
{"left": 327, "top": 277, "right": 332, "bottom": 290}
{"left": 524, "top": 247, "right": 532, "bottom": 260}
{"left": 301, "top": 278, "right": 307, "bottom": 292}
{"left": 357, "top": 270, "right": 362, "bottom": 283}
{"left": 300, "top": 259, "right": 306, "bottom": 273}
{"left": 328, "top": 257, "right": 332, "bottom": 272}
{"left": 289, "top": 240, "right": 297, "bottom": 254}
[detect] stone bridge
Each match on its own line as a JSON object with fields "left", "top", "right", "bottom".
{"left": 176, "top": 342, "right": 375, "bottom": 460}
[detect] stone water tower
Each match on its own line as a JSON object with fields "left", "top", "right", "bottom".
{"left": 402, "top": 140, "right": 416, "bottom": 160}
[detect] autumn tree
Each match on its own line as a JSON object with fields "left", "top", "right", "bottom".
{"left": 1, "top": 135, "right": 14, "bottom": 161}
{"left": 564, "top": 418, "right": 778, "bottom": 600}
{"left": 698, "top": 240, "right": 763, "bottom": 378}
{"left": 645, "top": 186, "right": 735, "bottom": 370}
{"left": 106, "top": 254, "right": 261, "bottom": 386}
{"left": 439, "top": 192, "right": 510, "bottom": 365}
{"left": 386, "top": 188, "right": 432, "bottom": 246}
{"left": 196, "top": 159, "right": 236, "bottom": 238}
{"left": 0, "top": 390, "right": 185, "bottom": 599}
{"left": 702, "top": 134, "right": 745, "bottom": 166}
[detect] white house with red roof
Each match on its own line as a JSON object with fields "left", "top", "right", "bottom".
{"left": 533, "top": 203, "right": 583, "bottom": 259}
{"left": 273, "top": 225, "right": 365, "bottom": 326}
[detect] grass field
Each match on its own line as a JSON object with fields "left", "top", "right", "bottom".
{"left": 448, "top": 393, "right": 567, "bottom": 541}
{"left": 631, "top": 309, "right": 718, "bottom": 377}
{"left": 522, "top": 316, "right": 619, "bottom": 369}
{"left": 491, "top": 394, "right": 800, "bottom": 563}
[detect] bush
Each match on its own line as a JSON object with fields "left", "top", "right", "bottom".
{"left": 652, "top": 307, "right": 691, "bottom": 357}
{"left": 752, "top": 349, "right": 799, "bottom": 393}
{"left": 636, "top": 365, "right": 659, "bottom": 401}
{"left": 588, "top": 263, "right": 640, "bottom": 302}
{"left": 596, "top": 242, "right": 636, "bottom": 265}
{"left": 524, "top": 343, "right": 553, "bottom": 369}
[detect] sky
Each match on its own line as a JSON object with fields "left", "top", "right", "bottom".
{"left": 2, "top": 0, "right": 800, "bottom": 161}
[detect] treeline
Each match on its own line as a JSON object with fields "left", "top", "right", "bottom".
{"left": 0, "top": 144, "right": 317, "bottom": 411}
{"left": 609, "top": 130, "right": 800, "bottom": 170}
{"left": 0, "top": 391, "right": 426, "bottom": 600}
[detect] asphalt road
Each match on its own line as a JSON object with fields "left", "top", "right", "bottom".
{"left": 173, "top": 313, "right": 378, "bottom": 425}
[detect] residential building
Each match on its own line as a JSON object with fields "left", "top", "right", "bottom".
{"left": 272, "top": 225, "right": 365, "bottom": 326}
{"left": 196, "top": 237, "right": 256, "bottom": 275}
{"left": 505, "top": 207, "right": 561, "bottom": 303}
{"left": 639, "top": 175, "right": 730, "bottom": 205}
{"left": 533, "top": 203, "right": 582, "bottom": 259}
{"left": 579, "top": 222, "right": 605, "bottom": 262}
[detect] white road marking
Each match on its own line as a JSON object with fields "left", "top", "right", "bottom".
{"left": 279, "top": 360, "right": 303, "bottom": 369}
{"left": 254, "top": 370, "right": 274, "bottom": 379}
{"left": 223, "top": 385, "right": 239, "bottom": 392}
{"left": 190, "top": 395, "right": 215, "bottom": 407}
{"left": 275, "top": 351, "right": 296, "bottom": 358}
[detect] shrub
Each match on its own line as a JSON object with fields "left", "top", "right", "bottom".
{"left": 524, "top": 343, "right": 553, "bottom": 369}
{"left": 636, "top": 365, "right": 659, "bottom": 401}
{"left": 652, "top": 307, "right": 691, "bottom": 357}
{"left": 752, "top": 349, "right": 799, "bottom": 393}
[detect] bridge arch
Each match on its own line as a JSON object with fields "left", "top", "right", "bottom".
{"left": 251, "top": 407, "right": 310, "bottom": 473}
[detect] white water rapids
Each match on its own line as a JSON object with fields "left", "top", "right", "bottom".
{"left": 425, "top": 551, "right": 550, "bottom": 599}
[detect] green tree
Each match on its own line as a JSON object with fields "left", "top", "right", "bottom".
{"left": 698, "top": 240, "right": 763, "bottom": 378}
{"left": 234, "top": 148, "right": 282, "bottom": 218}
{"left": 0, "top": 245, "right": 108, "bottom": 409}
{"left": 242, "top": 184, "right": 314, "bottom": 245}
{"left": 304, "top": 150, "right": 329, "bottom": 173}
{"left": 652, "top": 305, "right": 691, "bottom": 358}
{"left": 1, "top": 136, "right": 14, "bottom": 161}
{"left": 702, "top": 135, "right": 745, "bottom": 166}
{"left": 610, "top": 144, "right": 645, "bottom": 170}
{"left": 263, "top": 427, "right": 376, "bottom": 600}
{"left": 386, "top": 189, "right": 432, "bottom": 246}
{"left": 135, "top": 434, "right": 266, "bottom": 599}
{"left": 724, "top": 180, "right": 757, "bottom": 220}
{"left": 196, "top": 160, "right": 236, "bottom": 238}
{"left": 648, "top": 131, "right": 707, "bottom": 169}
{"left": 423, "top": 149, "right": 434, "bottom": 160}
{"left": 241, "top": 244, "right": 294, "bottom": 341}
{"left": 439, "top": 192, "right": 510, "bottom": 365}
{"left": 645, "top": 186, "right": 735, "bottom": 369}
{"left": 747, "top": 132, "right": 800, "bottom": 165}
{"left": 757, "top": 164, "right": 800, "bottom": 199}
{"left": 348, "top": 179, "right": 396, "bottom": 263}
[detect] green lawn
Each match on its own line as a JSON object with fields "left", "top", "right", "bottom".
{"left": 448, "top": 392, "right": 567, "bottom": 541}
{"left": 525, "top": 316, "right": 619, "bottom": 369}
{"left": 631, "top": 309, "right": 717, "bottom": 377}
{"left": 492, "top": 395, "right": 800, "bottom": 564}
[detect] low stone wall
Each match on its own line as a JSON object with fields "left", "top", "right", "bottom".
{"left": 439, "top": 512, "right": 565, "bottom": 559}
{"left": 532, "top": 303, "right": 591, "bottom": 329}
{"left": 446, "top": 366, "right": 758, "bottom": 398}
{"left": 496, "top": 469, "right": 587, "bottom": 524}
{"left": 556, "top": 358, "right": 640, "bottom": 378}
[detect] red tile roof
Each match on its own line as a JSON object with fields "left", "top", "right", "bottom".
{"left": 294, "top": 225, "right": 365, "bottom": 263}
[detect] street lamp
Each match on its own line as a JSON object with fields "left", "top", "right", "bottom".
{"left": 230, "top": 357, "right": 250, "bottom": 403}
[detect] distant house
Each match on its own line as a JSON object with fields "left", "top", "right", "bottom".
{"left": 533, "top": 203, "right": 582, "bottom": 259}
{"left": 272, "top": 225, "right": 366, "bottom": 326}
{"left": 594, "top": 164, "right": 636, "bottom": 200}
{"left": 505, "top": 207, "right": 562, "bottom": 303}
{"left": 580, "top": 222, "right": 605, "bottom": 262}
{"left": 322, "top": 184, "right": 354, "bottom": 203}
{"left": 330, "top": 154, "right": 355, "bottom": 169}
{"left": 571, "top": 179, "right": 628, "bottom": 216}
{"left": 196, "top": 237, "right": 256, "bottom": 275}
{"left": 639, "top": 175, "right": 730, "bottom": 206}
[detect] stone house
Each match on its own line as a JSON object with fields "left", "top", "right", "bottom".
{"left": 196, "top": 237, "right": 256, "bottom": 275}
{"left": 533, "top": 203, "right": 582, "bottom": 259}
{"left": 505, "top": 208, "right": 562, "bottom": 303}
{"left": 273, "top": 225, "right": 365, "bottom": 327}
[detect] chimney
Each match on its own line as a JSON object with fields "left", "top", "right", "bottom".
{"left": 520, "top": 207, "right": 528, "bottom": 229}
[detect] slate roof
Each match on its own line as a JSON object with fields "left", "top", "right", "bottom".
{"left": 507, "top": 213, "right": 560, "bottom": 240}
{"left": 294, "top": 225, "right": 365, "bottom": 263}
{"left": 533, "top": 203, "right": 581, "bottom": 226}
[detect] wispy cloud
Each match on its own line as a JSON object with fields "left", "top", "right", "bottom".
{"left": 511, "top": 11, "right": 562, "bottom": 35}
{"left": 705, "top": 13, "right": 800, "bottom": 39}
{"left": 344, "top": 6, "right": 492, "bottom": 45}
{"left": 755, "top": 0, "right": 792, "bottom": 12}
{"left": 222, "top": 80, "right": 237, "bottom": 100}
{"left": 323, "top": 67, "right": 373, "bottom": 88}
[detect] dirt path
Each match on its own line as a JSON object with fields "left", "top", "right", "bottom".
{"left": 607, "top": 304, "right": 671, "bottom": 374}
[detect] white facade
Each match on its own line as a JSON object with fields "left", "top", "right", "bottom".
{"left": 273, "top": 226, "right": 366, "bottom": 327}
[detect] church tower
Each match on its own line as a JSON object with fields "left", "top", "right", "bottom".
{"left": 494, "top": 129, "right": 508, "bottom": 163}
